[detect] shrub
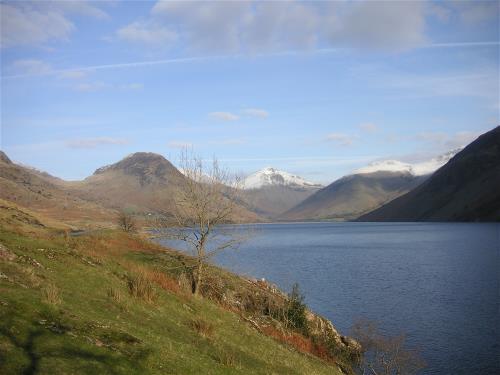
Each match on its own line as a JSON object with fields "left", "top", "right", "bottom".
{"left": 213, "top": 345, "right": 239, "bottom": 367}
{"left": 189, "top": 317, "right": 214, "bottom": 338}
{"left": 128, "top": 272, "right": 156, "bottom": 303}
{"left": 117, "top": 211, "right": 136, "bottom": 232}
{"left": 107, "top": 286, "right": 123, "bottom": 303}
{"left": 286, "top": 283, "right": 309, "bottom": 335}
{"left": 42, "top": 283, "right": 61, "bottom": 305}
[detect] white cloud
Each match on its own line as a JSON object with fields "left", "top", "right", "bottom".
{"left": 10, "top": 59, "right": 53, "bottom": 75}
{"left": 116, "top": 21, "right": 177, "bottom": 45}
{"left": 209, "top": 112, "right": 240, "bottom": 121}
{"left": 416, "top": 131, "right": 481, "bottom": 149}
{"left": 327, "top": 1, "right": 427, "bottom": 51}
{"left": 115, "top": 0, "right": 430, "bottom": 53}
{"left": 325, "top": 133, "right": 356, "bottom": 146}
{"left": 450, "top": 0, "right": 500, "bottom": 25}
{"left": 242, "top": 108, "right": 269, "bottom": 118}
{"left": 168, "top": 141, "right": 193, "bottom": 149}
{"left": 209, "top": 138, "right": 247, "bottom": 146}
{"left": 119, "top": 83, "right": 144, "bottom": 90}
{"left": 359, "top": 123, "right": 378, "bottom": 133}
{"left": 65, "top": 137, "right": 129, "bottom": 149}
{"left": 0, "top": 2, "right": 107, "bottom": 48}
{"left": 59, "top": 70, "right": 87, "bottom": 80}
{"left": 73, "top": 81, "right": 109, "bottom": 92}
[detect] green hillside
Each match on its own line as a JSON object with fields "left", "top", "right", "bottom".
{"left": 0, "top": 201, "right": 354, "bottom": 375}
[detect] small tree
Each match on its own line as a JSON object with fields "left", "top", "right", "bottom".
{"left": 118, "top": 210, "right": 136, "bottom": 232}
{"left": 154, "top": 150, "right": 247, "bottom": 296}
{"left": 286, "top": 283, "right": 309, "bottom": 335}
{"left": 351, "top": 319, "right": 425, "bottom": 375}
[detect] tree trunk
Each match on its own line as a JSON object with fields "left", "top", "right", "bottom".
{"left": 193, "top": 261, "right": 203, "bottom": 297}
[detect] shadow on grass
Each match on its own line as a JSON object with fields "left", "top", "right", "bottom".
{"left": 0, "top": 318, "right": 150, "bottom": 375}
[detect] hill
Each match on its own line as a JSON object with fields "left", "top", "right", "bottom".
{"left": 282, "top": 171, "right": 426, "bottom": 221}
{"left": 0, "top": 151, "right": 115, "bottom": 228}
{"left": 67, "top": 152, "right": 262, "bottom": 223}
{"left": 358, "top": 126, "right": 500, "bottom": 221}
{"left": 0, "top": 201, "right": 357, "bottom": 374}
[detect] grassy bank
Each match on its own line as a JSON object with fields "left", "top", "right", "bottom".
{"left": 0, "top": 201, "right": 353, "bottom": 374}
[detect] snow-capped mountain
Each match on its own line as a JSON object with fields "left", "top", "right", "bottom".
{"left": 242, "top": 167, "right": 322, "bottom": 190}
{"left": 355, "top": 148, "right": 462, "bottom": 176}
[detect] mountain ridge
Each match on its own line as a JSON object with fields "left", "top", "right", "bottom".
{"left": 358, "top": 126, "right": 500, "bottom": 221}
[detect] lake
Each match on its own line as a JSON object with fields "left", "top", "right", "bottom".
{"left": 160, "top": 222, "right": 500, "bottom": 374}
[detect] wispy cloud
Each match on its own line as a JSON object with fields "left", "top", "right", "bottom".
{"left": 325, "top": 133, "right": 356, "bottom": 146}
{"left": 416, "top": 131, "right": 481, "bottom": 149}
{"left": 0, "top": 1, "right": 107, "bottom": 48}
{"left": 359, "top": 123, "right": 378, "bottom": 133}
{"left": 242, "top": 108, "right": 269, "bottom": 118}
{"left": 59, "top": 70, "right": 86, "bottom": 80}
{"left": 10, "top": 59, "right": 53, "bottom": 75}
{"left": 116, "top": 21, "right": 177, "bottom": 46}
{"left": 65, "top": 137, "right": 129, "bottom": 149}
{"left": 209, "top": 138, "right": 248, "bottom": 146}
{"left": 119, "top": 83, "right": 144, "bottom": 90}
{"left": 168, "top": 141, "right": 193, "bottom": 149}
{"left": 73, "top": 81, "right": 109, "bottom": 92}
{"left": 209, "top": 112, "right": 240, "bottom": 121}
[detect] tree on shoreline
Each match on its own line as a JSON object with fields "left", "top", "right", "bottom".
{"left": 351, "top": 319, "right": 425, "bottom": 375}
{"left": 117, "top": 210, "right": 136, "bottom": 232}
{"left": 153, "top": 150, "right": 247, "bottom": 296}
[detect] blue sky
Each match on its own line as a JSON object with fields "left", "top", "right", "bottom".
{"left": 1, "top": 0, "right": 498, "bottom": 183}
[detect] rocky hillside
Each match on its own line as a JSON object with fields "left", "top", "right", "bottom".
{"left": 359, "top": 126, "right": 500, "bottom": 221}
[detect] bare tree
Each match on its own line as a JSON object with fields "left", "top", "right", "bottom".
{"left": 351, "top": 319, "right": 425, "bottom": 375}
{"left": 153, "top": 150, "right": 248, "bottom": 296}
{"left": 118, "top": 210, "right": 136, "bottom": 232}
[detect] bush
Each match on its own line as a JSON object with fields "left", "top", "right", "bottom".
{"left": 42, "top": 283, "right": 61, "bottom": 305}
{"left": 107, "top": 286, "right": 123, "bottom": 303}
{"left": 117, "top": 211, "right": 136, "bottom": 232}
{"left": 286, "top": 283, "right": 309, "bottom": 335}
{"left": 128, "top": 272, "right": 156, "bottom": 303}
{"left": 189, "top": 318, "right": 214, "bottom": 338}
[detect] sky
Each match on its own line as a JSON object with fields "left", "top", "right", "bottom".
{"left": 1, "top": 0, "right": 499, "bottom": 184}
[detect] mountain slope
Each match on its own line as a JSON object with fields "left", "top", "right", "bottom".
{"left": 355, "top": 148, "right": 461, "bottom": 176}
{"left": 241, "top": 185, "right": 320, "bottom": 218}
{"left": 281, "top": 171, "right": 426, "bottom": 221}
{"left": 358, "top": 126, "right": 500, "bottom": 222}
{"left": 66, "top": 152, "right": 262, "bottom": 222}
{"left": 67, "top": 152, "right": 186, "bottom": 212}
{"left": 0, "top": 151, "right": 114, "bottom": 227}
{"left": 243, "top": 167, "right": 322, "bottom": 190}
{"left": 241, "top": 168, "right": 322, "bottom": 218}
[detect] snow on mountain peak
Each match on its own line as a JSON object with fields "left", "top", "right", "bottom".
{"left": 354, "top": 148, "right": 462, "bottom": 176}
{"left": 242, "top": 167, "right": 322, "bottom": 190}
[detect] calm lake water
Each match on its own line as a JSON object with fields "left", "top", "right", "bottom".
{"left": 160, "top": 222, "right": 500, "bottom": 375}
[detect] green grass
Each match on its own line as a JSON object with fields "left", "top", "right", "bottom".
{"left": 0, "top": 222, "right": 343, "bottom": 374}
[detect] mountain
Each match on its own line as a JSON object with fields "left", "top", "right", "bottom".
{"left": 0, "top": 151, "right": 114, "bottom": 227}
{"left": 281, "top": 148, "right": 463, "bottom": 221}
{"left": 354, "top": 147, "right": 462, "bottom": 176}
{"left": 242, "top": 167, "right": 322, "bottom": 190}
{"left": 67, "top": 152, "right": 262, "bottom": 222}
{"left": 358, "top": 126, "right": 500, "bottom": 222}
{"left": 281, "top": 171, "right": 426, "bottom": 221}
{"left": 241, "top": 168, "right": 322, "bottom": 218}
{"left": 64, "top": 152, "right": 186, "bottom": 213}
